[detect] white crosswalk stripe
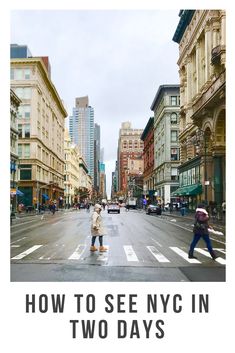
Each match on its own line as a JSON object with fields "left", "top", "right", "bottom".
{"left": 123, "top": 245, "right": 139, "bottom": 261}
{"left": 68, "top": 244, "right": 86, "bottom": 260}
{"left": 146, "top": 246, "right": 170, "bottom": 262}
{"left": 195, "top": 248, "right": 226, "bottom": 265}
{"left": 11, "top": 243, "right": 226, "bottom": 265}
{"left": 170, "top": 247, "right": 201, "bottom": 263}
{"left": 11, "top": 245, "right": 43, "bottom": 260}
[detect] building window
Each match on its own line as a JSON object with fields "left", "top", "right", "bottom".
{"left": 171, "top": 130, "right": 178, "bottom": 142}
{"left": 170, "top": 96, "right": 178, "bottom": 106}
{"left": 18, "top": 105, "right": 31, "bottom": 119}
{"left": 18, "top": 144, "right": 22, "bottom": 157}
{"left": 24, "top": 144, "right": 30, "bottom": 158}
{"left": 171, "top": 167, "right": 178, "bottom": 181}
{"left": 14, "top": 69, "right": 23, "bottom": 80}
{"left": 171, "top": 148, "right": 179, "bottom": 161}
{"left": 170, "top": 112, "right": 178, "bottom": 124}
{"left": 195, "top": 166, "right": 200, "bottom": 183}
{"left": 24, "top": 105, "right": 31, "bottom": 119}
{"left": 14, "top": 87, "right": 31, "bottom": 99}
{"left": 10, "top": 68, "right": 14, "bottom": 80}
{"left": 18, "top": 124, "right": 22, "bottom": 138}
{"left": 20, "top": 169, "right": 32, "bottom": 180}
{"left": 24, "top": 68, "right": 31, "bottom": 79}
{"left": 24, "top": 124, "right": 30, "bottom": 138}
{"left": 19, "top": 164, "right": 32, "bottom": 180}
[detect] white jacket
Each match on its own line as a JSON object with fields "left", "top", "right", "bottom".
{"left": 91, "top": 211, "right": 106, "bottom": 236}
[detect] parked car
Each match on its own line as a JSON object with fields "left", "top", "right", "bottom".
{"left": 107, "top": 203, "right": 120, "bottom": 214}
{"left": 146, "top": 204, "right": 162, "bottom": 215}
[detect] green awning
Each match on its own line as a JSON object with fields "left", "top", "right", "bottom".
{"left": 171, "top": 184, "right": 202, "bottom": 197}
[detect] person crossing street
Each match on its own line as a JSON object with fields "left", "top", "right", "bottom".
{"left": 90, "top": 204, "right": 108, "bottom": 252}
{"left": 188, "top": 203, "right": 218, "bottom": 260}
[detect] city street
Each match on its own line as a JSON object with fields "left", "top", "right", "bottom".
{"left": 10, "top": 207, "right": 226, "bottom": 282}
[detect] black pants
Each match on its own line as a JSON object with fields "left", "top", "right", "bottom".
{"left": 91, "top": 236, "right": 103, "bottom": 246}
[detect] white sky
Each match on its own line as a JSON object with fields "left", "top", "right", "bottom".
{"left": 10, "top": 9, "right": 180, "bottom": 197}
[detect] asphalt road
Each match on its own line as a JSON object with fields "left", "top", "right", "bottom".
{"left": 10, "top": 207, "right": 226, "bottom": 282}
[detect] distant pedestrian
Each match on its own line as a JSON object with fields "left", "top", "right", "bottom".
{"left": 86, "top": 203, "right": 90, "bottom": 212}
{"left": 90, "top": 204, "right": 107, "bottom": 252}
{"left": 212, "top": 206, "right": 217, "bottom": 221}
{"left": 222, "top": 201, "right": 226, "bottom": 222}
{"left": 51, "top": 203, "right": 56, "bottom": 215}
{"left": 188, "top": 203, "right": 218, "bottom": 260}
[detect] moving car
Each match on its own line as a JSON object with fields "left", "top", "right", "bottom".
{"left": 107, "top": 203, "right": 120, "bottom": 214}
{"left": 146, "top": 204, "right": 162, "bottom": 215}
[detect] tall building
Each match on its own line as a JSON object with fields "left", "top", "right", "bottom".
{"left": 11, "top": 44, "right": 32, "bottom": 59}
{"left": 111, "top": 160, "right": 119, "bottom": 199}
{"left": 141, "top": 117, "right": 155, "bottom": 201}
{"left": 117, "top": 122, "right": 144, "bottom": 195}
{"left": 151, "top": 85, "right": 180, "bottom": 205}
{"left": 99, "top": 162, "right": 107, "bottom": 199}
{"left": 69, "top": 96, "right": 94, "bottom": 183}
{"left": 94, "top": 123, "right": 101, "bottom": 193}
{"left": 10, "top": 44, "right": 67, "bottom": 207}
{"left": 64, "top": 129, "right": 80, "bottom": 207}
{"left": 172, "top": 10, "right": 226, "bottom": 210}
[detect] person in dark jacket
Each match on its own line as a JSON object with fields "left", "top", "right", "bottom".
{"left": 188, "top": 203, "right": 218, "bottom": 260}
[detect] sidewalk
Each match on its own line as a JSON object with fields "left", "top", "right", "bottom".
{"left": 11, "top": 207, "right": 75, "bottom": 219}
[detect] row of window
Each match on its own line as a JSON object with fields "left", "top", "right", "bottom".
{"left": 11, "top": 68, "right": 31, "bottom": 80}
{"left": 13, "top": 87, "right": 31, "bottom": 99}
{"left": 179, "top": 166, "right": 201, "bottom": 187}
{"left": 154, "top": 167, "right": 179, "bottom": 183}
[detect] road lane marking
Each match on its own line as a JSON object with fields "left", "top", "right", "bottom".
{"left": 11, "top": 245, "right": 42, "bottom": 260}
{"left": 170, "top": 247, "right": 201, "bottom": 263}
{"left": 150, "top": 238, "right": 162, "bottom": 247}
{"left": 11, "top": 220, "right": 35, "bottom": 228}
{"left": 68, "top": 244, "right": 86, "bottom": 260}
{"left": 147, "top": 246, "right": 170, "bottom": 263}
{"left": 11, "top": 236, "right": 26, "bottom": 244}
{"left": 210, "top": 237, "right": 225, "bottom": 245}
{"left": 11, "top": 245, "right": 20, "bottom": 248}
{"left": 123, "top": 245, "right": 139, "bottom": 262}
{"left": 214, "top": 248, "right": 226, "bottom": 254}
{"left": 195, "top": 248, "right": 226, "bottom": 265}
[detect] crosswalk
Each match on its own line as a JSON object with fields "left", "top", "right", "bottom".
{"left": 11, "top": 243, "right": 226, "bottom": 265}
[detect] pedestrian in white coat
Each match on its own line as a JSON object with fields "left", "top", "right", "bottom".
{"left": 90, "top": 204, "right": 107, "bottom": 252}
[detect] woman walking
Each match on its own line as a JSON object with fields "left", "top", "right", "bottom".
{"left": 90, "top": 204, "right": 107, "bottom": 252}
{"left": 188, "top": 203, "right": 218, "bottom": 260}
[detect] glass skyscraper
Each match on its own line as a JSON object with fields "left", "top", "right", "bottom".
{"left": 69, "top": 96, "right": 94, "bottom": 183}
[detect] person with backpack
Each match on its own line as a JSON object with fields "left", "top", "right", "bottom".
{"left": 188, "top": 203, "right": 218, "bottom": 260}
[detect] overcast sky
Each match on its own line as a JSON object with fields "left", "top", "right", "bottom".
{"left": 10, "top": 9, "right": 180, "bottom": 197}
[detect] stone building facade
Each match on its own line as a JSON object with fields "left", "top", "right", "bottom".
{"left": 117, "top": 122, "right": 144, "bottom": 195}
{"left": 11, "top": 50, "right": 67, "bottom": 207}
{"left": 141, "top": 117, "right": 155, "bottom": 200}
{"left": 173, "top": 10, "right": 226, "bottom": 210}
{"left": 151, "top": 85, "right": 180, "bottom": 205}
{"left": 10, "top": 89, "right": 21, "bottom": 212}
